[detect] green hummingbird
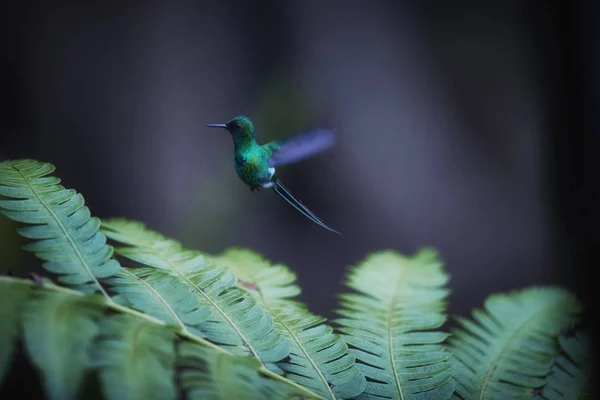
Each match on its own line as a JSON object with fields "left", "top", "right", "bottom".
{"left": 207, "top": 116, "right": 340, "bottom": 234}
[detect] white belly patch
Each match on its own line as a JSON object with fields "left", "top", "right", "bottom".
{"left": 261, "top": 167, "right": 276, "bottom": 188}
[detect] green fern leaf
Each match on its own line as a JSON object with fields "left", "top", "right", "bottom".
{"left": 216, "top": 248, "right": 301, "bottom": 300}
{"left": 178, "top": 341, "right": 313, "bottom": 400}
{"left": 101, "top": 219, "right": 290, "bottom": 364}
{"left": 103, "top": 267, "right": 210, "bottom": 336}
{"left": 0, "top": 276, "right": 315, "bottom": 400}
{"left": 335, "top": 249, "right": 454, "bottom": 400}
{"left": 539, "top": 330, "right": 591, "bottom": 400}
{"left": 22, "top": 286, "right": 104, "bottom": 400}
{"left": 0, "top": 160, "right": 120, "bottom": 297}
{"left": 449, "top": 286, "right": 582, "bottom": 400}
{"left": 216, "top": 248, "right": 367, "bottom": 399}
{"left": 91, "top": 313, "right": 177, "bottom": 400}
{"left": 0, "top": 277, "right": 31, "bottom": 383}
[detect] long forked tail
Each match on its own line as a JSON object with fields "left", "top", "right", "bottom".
{"left": 272, "top": 180, "right": 341, "bottom": 235}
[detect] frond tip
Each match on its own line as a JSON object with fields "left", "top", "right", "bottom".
{"left": 449, "top": 286, "right": 583, "bottom": 400}
{"left": 335, "top": 248, "right": 454, "bottom": 400}
{"left": 0, "top": 159, "right": 120, "bottom": 297}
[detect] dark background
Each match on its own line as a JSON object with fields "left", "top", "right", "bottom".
{"left": 0, "top": 1, "right": 595, "bottom": 325}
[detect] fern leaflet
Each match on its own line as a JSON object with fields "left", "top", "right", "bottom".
{"left": 21, "top": 282, "right": 104, "bottom": 400}
{"left": 100, "top": 219, "right": 290, "bottom": 365}
{"left": 0, "top": 160, "right": 120, "bottom": 297}
{"left": 179, "top": 342, "right": 314, "bottom": 400}
{"left": 104, "top": 267, "right": 210, "bottom": 336}
{"left": 91, "top": 313, "right": 178, "bottom": 400}
{"left": 335, "top": 249, "right": 454, "bottom": 400}
{"left": 216, "top": 248, "right": 367, "bottom": 399}
{"left": 0, "top": 276, "right": 315, "bottom": 400}
{"left": 449, "top": 286, "right": 582, "bottom": 399}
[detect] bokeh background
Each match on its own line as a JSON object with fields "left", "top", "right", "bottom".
{"left": 0, "top": 1, "right": 595, "bottom": 322}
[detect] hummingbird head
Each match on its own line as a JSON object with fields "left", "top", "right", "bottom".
{"left": 207, "top": 116, "right": 255, "bottom": 142}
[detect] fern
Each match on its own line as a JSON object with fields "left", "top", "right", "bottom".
{"left": 449, "top": 287, "right": 582, "bottom": 399}
{"left": 0, "top": 159, "right": 120, "bottom": 297}
{"left": 22, "top": 286, "right": 104, "bottom": 400}
{"left": 334, "top": 249, "right": 454, "bottom": 400}
{"left": 104, "top": 267, "right": 211, "bottom": 336}
{"left": 0, "top": 158, "right": 590, "bottom": 399}
{"left": 178, "top": 341, "right": 311, "bottom": 399}
{"left": 100, "top": 219, "right": 290, "bottom": 365}
{"left": 91, "top": 313, "right": 177, "bottom": 400}
{"left": 0, "top": 276, "right": 314, "bottom": 400}
{"left": 538, "top": 330, "right": 591, "bottom": 400}
{"left": 216, "top": 248, "right": 367, "bottom": 399}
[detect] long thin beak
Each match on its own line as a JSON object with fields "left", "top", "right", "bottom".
{"left": 207, "top": 124, "right": 227, "bottom": 128}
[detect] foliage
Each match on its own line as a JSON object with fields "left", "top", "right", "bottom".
{"left": 0, "top": 159, "right": 120, "bottom": 296}
{"left": 100, "top": 219, "right": 290, "bottom": 365}
{"left": 335, "top": 250, "right": 454, "bottom": 400}
{"left": 0, "top": 159, "right": 591, "bottom": 400}
{"left": 538, "top": 329, "right": 591, "bottom": 400}
{"left": 449, "top": 287, "right": 582, "bottom": 400}
{"left": 215, "top": 248, "right": 367, "bottom": 399}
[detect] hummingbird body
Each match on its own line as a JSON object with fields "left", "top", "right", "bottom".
{"left": 207, "top": 116, "right": 339, "bottom": 234}
{"left": 232, "top": 139, "right": 275, "bottom": 190}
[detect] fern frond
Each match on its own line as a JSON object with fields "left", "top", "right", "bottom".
{"left": 449, "top": 286, "right": 582, "bottom": 400}
{"left": 0, "top": 276, "right": 315, "bottom": 400}
{"left": 0, "top": 160, "right": 120, "bottom": 298}
{"left": 91, "top": 313, "right": 177, "bottom": 400}
{"left": 216, "top": 248, "right": 367, "bottom": 399}
{"left": 21, "top": 283, "right": 104, "bottom": 400}
{"left": 100, "top": 219, "right": 290, "bottom": 365}
{"left": 335, "top": 249, "right": 454, "bottom": 400}
{"left": 103, "top": 267, "right": 210, "bottom": 336}
{"left": 539, "top": 330, "right": 591, "bottom": 400}
{"left": 179, "top": 342, "right": 315, "bottom": 400}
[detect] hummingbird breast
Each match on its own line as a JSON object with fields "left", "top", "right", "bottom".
{"left": 234, "top": 148, "right": 274, "bottom": 189}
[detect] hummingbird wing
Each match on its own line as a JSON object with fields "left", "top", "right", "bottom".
{"left": 264, "top": 128, "right": 335, "bottom": 167}
{"left": 272, "top": 180, "right": 340, "bottom": 234}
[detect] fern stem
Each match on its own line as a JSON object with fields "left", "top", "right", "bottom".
{"left": 107, "top": 302, "right": 229, "bottom": 355}
{"left": 259, "top": 367, "right": 324, "bottom": 399}
{"left": 13, "top": 165, "right": 112, "bottom": 302}
{"left": 387, "top": 266, "right": 407, "bottom": 400}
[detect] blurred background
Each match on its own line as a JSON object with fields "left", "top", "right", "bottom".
{"left": 0, "top": 1, "right": 595, "bottom": 320}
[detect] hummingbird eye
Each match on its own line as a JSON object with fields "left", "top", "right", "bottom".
{"left": 235, "top": 122, "right": 241, "bottom": 128}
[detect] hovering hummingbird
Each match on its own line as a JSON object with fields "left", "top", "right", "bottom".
{"left": 207, "top": 116, "right": 340, "bottom": 234}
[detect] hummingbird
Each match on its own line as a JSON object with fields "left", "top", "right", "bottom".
{"left": 207, "top": 116, "right": 340, "bottom": 234}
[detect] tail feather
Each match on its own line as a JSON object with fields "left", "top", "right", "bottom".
{"left": 272, "top": 180, "right": 340, "bottom": 235}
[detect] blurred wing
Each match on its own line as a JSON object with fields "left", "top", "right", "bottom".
{"left": 265, "top": 128, "right": 335, "bottom": 167}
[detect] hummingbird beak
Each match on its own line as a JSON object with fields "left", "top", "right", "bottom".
{"left": 207, "top": 124, "right": 227, "bottom": 128}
